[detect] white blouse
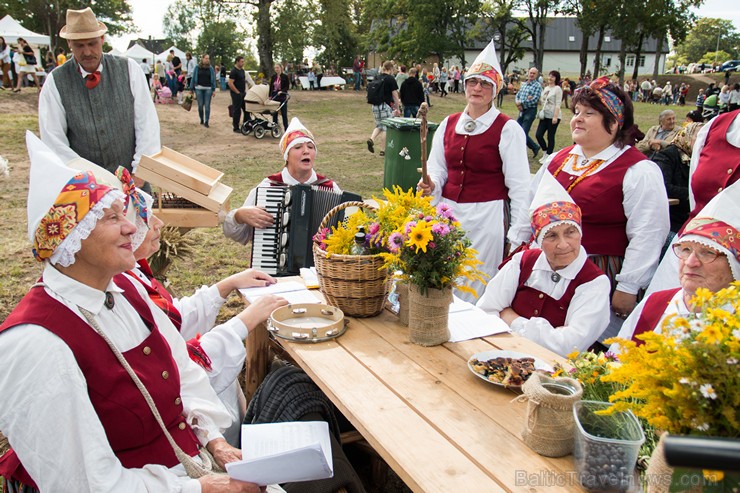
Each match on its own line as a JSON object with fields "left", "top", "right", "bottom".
{"left": 0, "top": 264, "right": 232, "bottom": 493}
{"left": 223, "top": 167, "right": 341, "bottom": 245}
{"left": 476, "top": 247, "right": 611, "bottom": 356}
{"left": 527, "top": 144, "right": 670, "bottom": 295}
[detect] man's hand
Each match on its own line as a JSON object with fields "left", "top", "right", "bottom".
{"left": 238, "top": 295, "right": 289, "bottom": 332}
{"left": 234, "top": 206, "right": 274, "bottom": 229}
{"left": 648, "top": 138, "right": 662, "bottom": 151}
{"left": 206, "top": 438, "right": 241, "bottom": 470}
{"left": 216, "top": 269, "right": 277, "bottom": 298}
{"left": 611, "top": 290, "right": 637, "bottom": 320}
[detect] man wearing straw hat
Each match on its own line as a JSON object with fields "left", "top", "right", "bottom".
{"left": 38, "top": 7, "right": 159, "bottom": 188}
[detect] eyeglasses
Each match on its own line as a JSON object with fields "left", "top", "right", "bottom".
{"left": 672, "top": 243, "right": 722, "bottom": 263}
{"left": 465, "top": 78, "right": 493, "bottom": 89}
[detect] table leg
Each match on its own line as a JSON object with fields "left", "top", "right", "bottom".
{"left": 244, "top": 322, "right": 270, "bottom": 403}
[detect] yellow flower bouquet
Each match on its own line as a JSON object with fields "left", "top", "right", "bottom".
{"left": 604, "top": 282, "right": 740, "bottom": 491}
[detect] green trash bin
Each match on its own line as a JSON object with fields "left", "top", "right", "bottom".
{"left": 381, "top": 117, "right": 439, "bottom": 193}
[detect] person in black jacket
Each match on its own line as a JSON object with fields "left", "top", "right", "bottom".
{"left": 652, "top": 122, "right": 704, "bottom": 241}
{"left": 400, "top": 68, "right": 425, "bottom": 117}
{"left": 269, "top": 63, "right": 290, "bottom": 131}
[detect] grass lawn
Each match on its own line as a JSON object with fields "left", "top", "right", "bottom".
{"left": 0, "top": 84, "right": 673, "bottom": 321}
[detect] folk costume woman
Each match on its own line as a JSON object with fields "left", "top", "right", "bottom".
{"left": 647, "top": 109, "right": 740, "bottom": 294}
{"left": 476, "top": 173, "right": 611, "bottom": 357}
{"left": 614, "top": 182, "right": 740, "bottom": 349}
{"left": 0, "top": 133, "right": 263, "bottom": 493}
{"left": 224, "top": 117, "right": 340, "bottom": 246}
{"left": 525, "top": 77, "right": 669, "bottom": 342}
{"left": 69, "top": 159, "right": 286, "bottom": 448}
{"left": 419, "top": 41, "right": 531, "bottom": 302}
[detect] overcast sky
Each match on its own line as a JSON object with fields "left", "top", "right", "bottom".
{"left": 109, "top": 0, "right": 740, "bottom": 53}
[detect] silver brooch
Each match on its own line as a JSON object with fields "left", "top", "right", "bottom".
{"left": 463, "top": 120, "right": 476, "bottom": 133}
{"left": 551, "top": 272, "right": 561, "bottom": 283}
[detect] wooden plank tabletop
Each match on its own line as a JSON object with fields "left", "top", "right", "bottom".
{"left": 250, "top": 279, "right": 585, "bottom": 492}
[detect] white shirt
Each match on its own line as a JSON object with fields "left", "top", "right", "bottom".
{"left": 186, "top": 57, "right": 198, "bottom": 76}
{"left": 427, "top": 106, "right": 531, "bottom": 301}
{"left": 729, "top": 90, "right": 740, "bottom": 105}
{"left": 611, "top": 288, "right": 687, "bottom": 353}
{"left": 223, "top": 167, "right": 342, "bottom": 245}
{"left": 126, "top": 268, "right": 248, "bottom": 446}
{"left": 0, "top": 264, "right": 233, "bottom": 493}
{"left": 529, "top": 144, "right": 670, "bottom": 295}
{"left": 139, "top": 61, "right": 151, "bottom": 75}
{"left": 38, "top": 56, "right": 161, "bottom": 173}
{"left": 476, "top": 247, "right": 611, "bottom": 356}
{"left": 689, "top": 112, "right": 740, "bottom": 210}
{"left": 0, "top": 44, "right": 10, "bottom": 64}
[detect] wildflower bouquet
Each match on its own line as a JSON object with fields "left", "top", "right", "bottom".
{"left": 604, "top": 282, "right": 740, "bottom": 491}
{"left": 313, "top": 186, "right": 437, "bottom": 256}
{"left": 378, "top": 199, "right": 485, "bottom": 296}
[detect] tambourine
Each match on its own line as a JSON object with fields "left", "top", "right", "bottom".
{"left": 267, "top": 303, "right": 348, "bottom": 343}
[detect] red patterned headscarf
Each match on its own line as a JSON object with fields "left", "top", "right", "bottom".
{"left": 578, "top": 76, "right": 625, "bottom": 127}
{"left": 531, "top": 201, "right": 582, "bottom": 245}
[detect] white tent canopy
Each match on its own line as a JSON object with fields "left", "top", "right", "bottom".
{"left": 155, "top": 45, "right": 186, "bottom": 63}
{"left": 125, "top": 43, "right": 155, "bottom": 64}
{"left": 107, "top": 47, "right": 123, "bottom": 56}
{"left": 0, "top": 15, "right": 50, "bottom": 46}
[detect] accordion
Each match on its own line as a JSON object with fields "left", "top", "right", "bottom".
{"left": 251, "top": 184, "right": 362, "bottom": 276}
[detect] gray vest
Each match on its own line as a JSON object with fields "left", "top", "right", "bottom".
{"left": 55, "top": 54, "right": 136, "bottom": 174}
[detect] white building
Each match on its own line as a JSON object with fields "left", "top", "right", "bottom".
{"left": 446, "top": 17, "right": 667, "bottom": 77}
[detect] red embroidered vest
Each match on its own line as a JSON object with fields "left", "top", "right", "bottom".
{"left": 441, "top": 112, "right": 510, "bottom": 203}
{"left": 631, "top": 288, "right": 681, "bottom": 345}
{"left": 548, "top": 145, "right": 645, "bottom": 257}
{"left": 684, "top": 110, "right": 740, "bottom": 230}
{"left": 510, "top": 249, "right": 604, "bottom": 327}
{"left": 0, "top": 275, "right": 200, "bottom": 486}
{"left": 267, "top": 171, "right": 334, "bottom": 189}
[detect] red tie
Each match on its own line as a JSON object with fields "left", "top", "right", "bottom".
{"left": 85, "top": 71, "right": 101, "bottom": 89}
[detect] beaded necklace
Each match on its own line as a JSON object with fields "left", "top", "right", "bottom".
{"left": 551, "top": 153, "right": 605, "bottom": 192}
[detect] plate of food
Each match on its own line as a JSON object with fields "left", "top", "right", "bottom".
{"left": 468, "top": 350, "right": 554, "bottom": 389}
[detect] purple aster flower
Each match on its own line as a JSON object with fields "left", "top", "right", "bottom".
{"left": 432, "top": 222, "right": 450, "bottom": 236}
{"left": 405, "top": 221, "right": 417, "bottom": 234}
{"left": 388, "top": 232, "right": 404, "bottom": 253}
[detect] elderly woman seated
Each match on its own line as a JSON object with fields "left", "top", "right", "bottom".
{"left": 615, "top": 182, "right": 740, "bottom": 345}
{"left": 224, "top": 117, "right": 340, "bottom": 246}
{"left": 0, "top": 133, "right": 266, "bottom": 492}
{"left": 476, "top": 173, "right": 611, "bottom": 357}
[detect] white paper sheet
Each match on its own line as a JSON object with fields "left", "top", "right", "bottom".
{"left": 239, "top": 281, "right": 306, "bottom": 298}
{"left": 225, "top": 421, "right": 334, "bottom": 486}
{"left": 448, "top": 305, "right": 511, "bottom": 342}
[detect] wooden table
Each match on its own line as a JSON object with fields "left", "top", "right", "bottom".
{"left": 245, "top": 282, "right": 585, "bottom": 492}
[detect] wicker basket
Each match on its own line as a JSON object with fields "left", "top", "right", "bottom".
{"left": 312, "top": 201, "right": 390, "bottom": 317}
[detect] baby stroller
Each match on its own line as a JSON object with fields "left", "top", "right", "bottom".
{"left": 241, "top": 84, "right": 289, "bottom": 139}
{"left": 152, "top": 78, "right": 174, "bottom": 104}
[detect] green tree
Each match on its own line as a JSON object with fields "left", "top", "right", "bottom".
{"left": 520, "top": 0, "right": 562, "bottom": 70}
{"left": 163, "top": 0, "right": 197, "bottom": 51}
{"left": 271, "top": 0, "right": 315, "bottom": 66}
{"left": 476, "top": 0, "right": 527, "bottom": 75}
{"left": 0, "top": 0, "right": 134, "bottom": 51}
{"left": 313, "top": 0, "right": 358, "bottom": 69}
{"left": 699, "top": 50, "right": 732, "bottom": 65}
{"left": 561, "top": 0, "right": 611, "bottom": 78}
{"left": 196, "top": 20, "right": 243, "bottom": 65}
{"left": 675, "top": 18, "right": 740, "bottom": 62}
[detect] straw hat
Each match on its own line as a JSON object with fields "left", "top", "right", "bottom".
{"left": 59, "top": 7, "right": 108, "bottom": 40}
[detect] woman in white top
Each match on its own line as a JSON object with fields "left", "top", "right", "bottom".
{"left": 417, "top": 41, "right": 531, "bottom": 302}
{"left": 0, "top": 36, "right": 11, "bottom": 88}
{"left": 729, "top": 83, "right": 740, "bottom": 112}
{"left": 535, "top": 70, "right": 563, "bottom": 163}
{"left": 477, "top": 173, "right": 611, "bottom": 356}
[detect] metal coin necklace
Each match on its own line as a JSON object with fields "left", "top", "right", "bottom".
{"left": 463, "top": 120, "right": 476, "bottom": 132}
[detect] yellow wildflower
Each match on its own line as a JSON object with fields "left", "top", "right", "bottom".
{"left": 406, "top": 221, "right": 433, "bottom": 253}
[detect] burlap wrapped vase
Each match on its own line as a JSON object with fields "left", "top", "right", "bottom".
{"left": 407, "top": 284, "right": 452, "bottom": 346}
{"left": 520, "top": 373, "right": 583, "bottom": 457}
{"left": 646, "top": 433, "right": 703, "bottom": 493}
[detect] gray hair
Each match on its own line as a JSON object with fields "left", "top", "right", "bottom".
{"left": 658, "top": 109, "right": 675, "bottom": 123}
